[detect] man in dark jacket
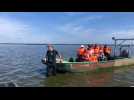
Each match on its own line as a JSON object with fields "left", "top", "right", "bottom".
{"left": 43, "top": 44, "right": 61, "bottom": 77}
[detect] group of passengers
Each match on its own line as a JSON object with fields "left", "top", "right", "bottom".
{"left": 76, "top": 44, "right": 112, "bottom": 62}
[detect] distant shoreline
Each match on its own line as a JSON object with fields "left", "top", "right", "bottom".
{"left": 0, "top": 43, "right": 133, "bottom": 46}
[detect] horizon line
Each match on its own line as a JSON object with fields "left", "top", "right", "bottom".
{"left": 0, "top": 43, "right": 132, "bottom": 46}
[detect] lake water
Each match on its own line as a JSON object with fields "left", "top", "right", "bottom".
{"left": 0, "top": 44, "right": 134, "bottom": 87}
{"left": 0, "top": 44, "right": 81, "bottom": 87}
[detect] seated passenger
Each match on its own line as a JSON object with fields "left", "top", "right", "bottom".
{"left": 98, "top": 52, "right": 106, "bottom": 61}
{"left": 77, "top": 45, "right": 86, "bottom": 62}
{"left": 94, "top": 44, "right": 100, "bottom": 57}
{"left": 87, "top": 45, "right": 98, "bottom": 63}
{"left": 98, "top": 45, "right": 106, "bottom": 61}
{"left": 85, "top": 45, "right": 95, "bottom": 62}
{"left": 90, "top": 54, "right": 98, "bottom": 63}
{"left": 83, "top": 51, "right": 90, "bottom": 61}
{"left": 104, "top": 45, "right": 112, "bottom": 60}
{"left": 87, "top": 44, "right": 94, "bottom": 56}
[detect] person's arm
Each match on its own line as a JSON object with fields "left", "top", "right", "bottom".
{"left": 42, "top": 51, "right": 48, "bottom": 63}
{"left": 55, "top": 50, "right": 61, "bottom": 58}
{"left": 55, "top": 50, "right": 63, "bottom": 63}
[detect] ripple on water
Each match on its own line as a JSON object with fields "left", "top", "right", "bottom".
{"left": 0, "top": 44, "right": 134, "bottom": 87}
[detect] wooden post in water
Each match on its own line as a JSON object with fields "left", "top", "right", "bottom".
{"left": 112, "top": 37, "right": 116, "bottom": 57}
{"left": 115, "top": 40, "right": 117, "bottom": 57}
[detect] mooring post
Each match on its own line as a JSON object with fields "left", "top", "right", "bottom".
{"left": 114, "top": 40, "right": 117, "bottom": 57}
{"left": 112, "top": 37, "right": 116, "bottom": 57}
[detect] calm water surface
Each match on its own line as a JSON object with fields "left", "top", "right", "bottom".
{"left": 0, "top": 44, "right": 134, "bottom": 87}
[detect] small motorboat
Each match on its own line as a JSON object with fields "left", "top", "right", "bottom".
{"left": 42, "top": 57, "right": 134, "bottom": 73}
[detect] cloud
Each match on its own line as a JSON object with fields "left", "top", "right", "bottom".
{"left": 80, "top": 15, "right": 103, "bottom": 22}
{"left": 0, "top": 13, "right": 105, "bottom": 44}
{"left": 57, "top": 14, "right": 103, "bottom": 35}
{"left": 55, "top": 23, "right": 97, "bottom": 43}
{"left": 112, "top": 30, "right": 134, "bottom": 38}
{"left": 55, "top": 13, "right": 134, "bottom": 44}
{"left": 0, "top": 13, "right": 134, "bottom": 44}
{"left": 0, "top": 16, "right": 51, "bottom": 43}
{"left": 0, "top": 17, "right": 31, "bottom": 42}
{"left": 64, "top": 12, "right": 85, "bottom": 16}
{"left": 55, "top": 14, "right": 104, "bottom": 43}
{"left": 64, "top": 12, "right": 103, "bottom": 19}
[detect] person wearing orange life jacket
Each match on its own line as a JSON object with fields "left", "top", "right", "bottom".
{"left": 104, "top": 45, "right": 112, "bottom": 60}
{"left": 94, "top": 45, "right": 100, "bottom": 55}
{"left": 85, "top": 45, "right": 98, "bottom": 62}
{"left": 93, "top": 44, "right": 100, "bottom": 61}
{"left": 83, "top": 50, "right": 90, "bottom": 61}
{"left": 77, "top": 45, "right": 86, "bottom": 62}
{"left": 83, "top": 45, "right": 90, "bottom": 61}
{"left": 90, "top": 46, "right": 95, "bottom": 56}
{"left": 83, "top": 51, "right": 95, "bottom": 62}
{"left": 90, "top": 54, "right": 98, "bottom": 63}
{"left": 83, "top": 45, "right": 93, "bottom": 62}
{"left": 86, "top": 45, "right": 93, "bottom": 56}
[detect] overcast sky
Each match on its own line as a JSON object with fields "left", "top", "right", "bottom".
{"left": 0, "top": 12, "right": 134, "bottom": 44}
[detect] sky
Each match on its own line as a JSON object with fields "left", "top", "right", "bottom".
{"left": 1, "top": 12, "right": 134, "bottom": 44}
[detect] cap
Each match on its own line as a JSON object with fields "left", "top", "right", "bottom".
{"left": 80, "top": 45, "right": 84, "bottom": 48}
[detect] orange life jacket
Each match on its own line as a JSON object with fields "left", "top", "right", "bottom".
{"left": 90, "top": 55, "right": 98, "bottom": 63}
{"left": 77, "top": 48, "right": 86, "bottom": 56}
{"left": 88, "top": 56, "right": 92, "bottom": 62}
{"left": 83, "top": 49, "right": 95, "bottom": 62}
{"left": 94, "top": 47, "right": 100, "bottom": 58}
{"left": 83, "top": 51, "right": 94, "bottom": 62}
{"left": 83, "top": 52, "right": 90, "bottom": 61}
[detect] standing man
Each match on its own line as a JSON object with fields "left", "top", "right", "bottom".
{"left": 43, "top": 44, "right": 61, "bottom": 77}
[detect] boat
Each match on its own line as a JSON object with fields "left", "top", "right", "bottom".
{"left": 42, "top": 57, "right": 134, "bottom": 73}
{"left": 42, "top": 37, "right": 134, "bottom": 73}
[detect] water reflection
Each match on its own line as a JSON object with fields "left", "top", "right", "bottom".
{"left": 86, "top": 71, "right": 114, "bottom": 87}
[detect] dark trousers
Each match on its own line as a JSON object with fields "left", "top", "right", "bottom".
{"left": 46, "top": 63, "right": 56, "bottom": 76}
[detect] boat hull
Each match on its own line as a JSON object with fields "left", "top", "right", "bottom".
{"left": 42, "top": 58, "right": 134, "bottom": 72}
{"left": 56, "top": 58, "right": 134, "bottom": 72}
{"left": 56, "top": 61, "right": 114, "bottom": 72}
{"left": 70, "top": 61, "right": 114, "bottom": 71}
